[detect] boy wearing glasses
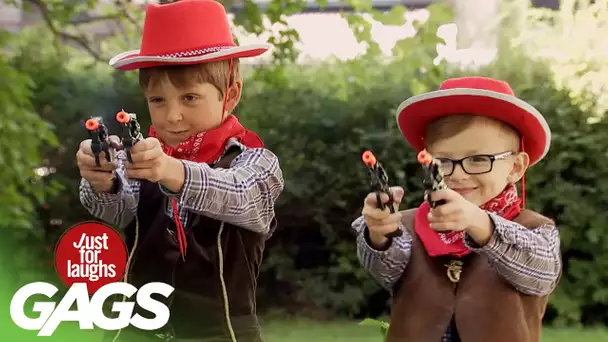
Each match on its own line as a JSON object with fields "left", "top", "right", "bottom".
{"left": 353, "top": 77, "right": 561, "bottom": 342}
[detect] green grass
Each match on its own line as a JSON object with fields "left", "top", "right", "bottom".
{"left": 260, "top": 317, "right": 608, "bottom": 342}
{"left": 2, "top": 312, "right": 607, "bottom": 341}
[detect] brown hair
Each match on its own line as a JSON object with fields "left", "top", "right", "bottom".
{"left": 425, "top": 114, "right": 521, "bottom": 150}
{"left": 138, "top": 59, "right": 241, "bottom": 99}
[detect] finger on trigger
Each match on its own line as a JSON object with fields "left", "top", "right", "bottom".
{"left": 131, "top": 138, "right": 151, "bottom": 154}
{"left": 378, "top": 192, "right": 392, "bottom": 205}
{"left": 430, "top": 189, "right": 451, "bottom": 202}
{"left": 108, "top": 135, "right": 122, "bottom": 149}
{"left": 433, "top": 201, "right": 458, "bottom": 216}
{"left": 79, "top": 139, "right": 93, "bottom": 156}
{"left": 364, "top": 192, "right": 379, "bottom": 207}
{"left": 365, "top": 192, "right": 392, "bottom": 207}
{"left": 78, "top": 153, "right": 99, "bottom": 168}
{"left": 389, "top": 186, "right": 405, "bottom": 203}
{"left": 362, "top": 205, "right": 390, "bottom": 220}
{"left": 129, "top": 150, "right": 153, "bottom": 163}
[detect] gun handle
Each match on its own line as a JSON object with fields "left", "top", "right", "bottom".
{"left": 91, "top": 141, "right": 102, "bottom": 167}
{"left": 126, "top": 148, "right": 134, "bottom": 163}
{"left": 103, "top": 143, "right": 111, "bottom": 163}
{"left": 375, "top": 191, "right": 396, "bottom": 214}
{"left": 375, "top": 191, "right": 401, "bottom": 237}
{"left": 122, "top": 137, "right": 138, "bottom": 164}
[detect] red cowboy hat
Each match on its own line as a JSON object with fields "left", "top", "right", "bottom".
{"left": 109, "top": 0, "right": 270, "bottom": 71}
{"left": 396, "top": 76, "right": 551, "bottom": 166}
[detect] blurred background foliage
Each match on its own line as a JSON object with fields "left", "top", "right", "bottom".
{"left": 1, "top": 0, "right": 607, "bottom": 330}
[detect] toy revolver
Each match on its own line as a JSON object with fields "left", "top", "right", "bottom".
{"left": 115, "top": 110, "right": 143, "bottom": 163}
{"left": 417, "top": 149, "right": 448, "bottom": 208}
{"left": 361, "top": 150, "right": 402, "bottom": 238}
{"left": 84, "top": 117, "right": 111, "bottom": 167}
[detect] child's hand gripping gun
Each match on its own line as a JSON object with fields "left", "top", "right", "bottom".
{"left": 115, "top": 110, "right": 143, "bottom": 163}
{"left": 417, "top": 149, "right": 448, "bottom": 208}
{"left": 84, "top": 117, "right": 111, "bottom": 167}
{"left": 361, "top": 150, "right": 403, "bottom": 238}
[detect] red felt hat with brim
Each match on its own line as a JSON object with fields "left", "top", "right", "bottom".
{"left": 109, "top": 0, "right": 270, "bottom": 71}
{"left": 396, "top": 76, "right": 551, "bottom": 166}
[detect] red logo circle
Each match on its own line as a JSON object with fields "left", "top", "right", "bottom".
{"left": 54, "top": 221, "right": 127, "bottom": 295}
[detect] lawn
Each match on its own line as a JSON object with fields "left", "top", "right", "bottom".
{"left": 260, "top": 317, "right": 608, "bottom": 342}
{"left": 2, "top": 314, "right": 608, "bottom": 341}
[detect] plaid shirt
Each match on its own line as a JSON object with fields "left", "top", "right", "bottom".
{"left": 352, "top": 211, "right": 561, "bottom": 342}
{"left": 79, "top": 138, "right": 284, "bottom": 234}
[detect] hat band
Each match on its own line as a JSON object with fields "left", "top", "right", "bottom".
{"left": 160, "top": 45, "right": 234, "bottom": 58}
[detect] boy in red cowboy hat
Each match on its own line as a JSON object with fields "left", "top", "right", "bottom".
{"left": 352, "top": 76, "right": 561, "bottom": 342}
{"left": 76, "top": 0, "right": 283, "bottom": 341}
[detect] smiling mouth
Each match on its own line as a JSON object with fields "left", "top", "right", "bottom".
{"left": 169, "top": 130, "right": 189, "bottom": 135}
{"left": 452, "top": 188, "right": 477, "bottom": 195}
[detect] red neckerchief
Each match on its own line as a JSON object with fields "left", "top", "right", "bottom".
{"left": 148, "top": 114, "right": 264, "bottom": 259}
{"left": 149, "top": 114, "right": 264, "bottom": 163}
{"left": 414, "top": 183, "right": 521, "bottom": 257}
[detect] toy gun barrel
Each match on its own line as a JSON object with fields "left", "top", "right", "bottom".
{"left": 115, "top": 110, "right": 132, "bottom": 124}
{"left": 85, "top": 117, "right": 111, "bottom": 167}
{"left": 115, "top": 110, "right": 142, "bottom": 163}
{"left": 85, "top": 118, "right": 100, "bottom": 131}
{"left": 362, "top": 150, "right": 377, "bottom": 167}
{"left": 417, "top": 150, "right": 433, "bottom": 166}
{"left": 417, "top": 149, "right": 447, "bottom": 208}
{"left": 83, "top": 110, "right": 142, "bottom": 167}
{"left": 361, "top": 150, "right": 402, "bottom": 238}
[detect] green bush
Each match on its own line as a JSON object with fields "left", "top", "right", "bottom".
{"left": 7, "top": 29, "right": 608, "bottom": 328}
{"left": 237, "top": 55, "right": 608, "bottom": 326}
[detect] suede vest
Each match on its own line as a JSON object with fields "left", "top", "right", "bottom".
{"left": 386, "top": 209, "right": 559, "bottom": 342}
{"left": 121, "top": 149, "right": 271, "bottom": 341}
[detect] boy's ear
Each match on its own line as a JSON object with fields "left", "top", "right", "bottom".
{"left": 508, "top": 151, "right": 530, "bottom": 183}
{"left": 224, "top": 79, "right": 243, "bottom": 114}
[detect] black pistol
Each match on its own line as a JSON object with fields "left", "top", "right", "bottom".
{"left": 84, "top": 117, "right": 111, "bottom": 167}
{"left": 362, "top": 150, "right": 402, "bottom": 238}
{"left": 115, "top": 110, "right": 143, "bottom": 163}
{"left": 417, "top": 149, "right": 447, "bottom": 208}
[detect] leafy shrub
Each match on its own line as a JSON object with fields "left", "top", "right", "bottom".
{"left": 7, "top": 22, "right": 608, "bottom": 328}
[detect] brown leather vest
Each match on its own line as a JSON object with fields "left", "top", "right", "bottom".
{"left": 121, "top": 149, "right": 271, "bottom": 341}
{"left": 386, "top": 209, "right": 558, "bottom": 342}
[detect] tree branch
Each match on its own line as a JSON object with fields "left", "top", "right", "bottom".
{"left": 69, "top": 14, "right": 121, "bottom": 25}
{"left": 23, "top": 0, "right": 108, "bottom": 62}
{"left": 115, "top": 0, "right": 143, "bottom": 33}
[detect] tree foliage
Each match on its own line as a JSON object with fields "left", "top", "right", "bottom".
{"left": 2, "top": 0, "right": 608, "bottom": 328}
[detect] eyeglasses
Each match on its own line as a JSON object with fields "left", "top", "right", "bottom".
{"left": 435, "top": 151, "right": 514, "bottom": 176}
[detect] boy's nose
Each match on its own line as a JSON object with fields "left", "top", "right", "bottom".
{"left": 449, "top": 163, "right": 469, "bottom": 180}
{"left": 166, "top": 106, "right": 183, "bottom": 124}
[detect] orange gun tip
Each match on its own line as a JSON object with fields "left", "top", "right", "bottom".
{"left": 361, "top": 150, "right": 377, "bottom": 166}
{"left": 85, "top": 118, "right": 99, "bottom": 130}
{"left": 417, "top": 149, "right": 433, "bottom": 165}
{"left": 116, "top": 110, "right": 130, "bottom": 123}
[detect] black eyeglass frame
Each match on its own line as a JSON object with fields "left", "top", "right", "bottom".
{"left": 435, "top": 151, "right": 514, "bottom": 176}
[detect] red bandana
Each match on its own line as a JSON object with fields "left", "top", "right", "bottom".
{"left": 148, "top": 114, "right": 264, "bottom": 259}
{"left": 149, "top": 114, "right": 264, "bottom": 163}
{"left": 414, "top": 183, "right": 521, "bottom": 257}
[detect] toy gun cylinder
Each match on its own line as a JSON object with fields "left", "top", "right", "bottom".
{"left": 84, "top": 117, "right": 111, "bottom": 167}
{"left": 362, "top": 150, "right": 402, "bottom": 238}
{"left": 417, "top": 149, "right": 447, "bottom": 208}
{"left": 116, "top": 110, "right": 142, "bottom": 163}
